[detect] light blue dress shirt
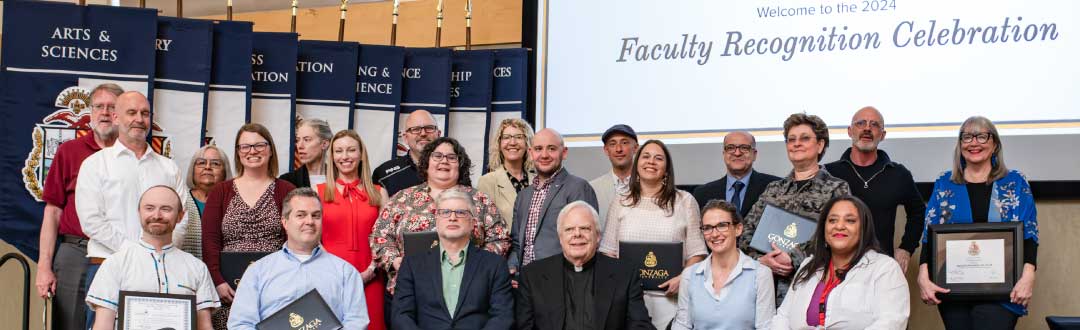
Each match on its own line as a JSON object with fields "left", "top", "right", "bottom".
{"left": 228, "top": 244, "right": 370, "bottom": 330}
{"left": 726, "top": 172, "right": 752, "bottom": 208}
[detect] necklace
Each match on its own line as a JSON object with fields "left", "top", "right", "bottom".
{"left": 847, "top": 161, "right": 886, "bottom": 189}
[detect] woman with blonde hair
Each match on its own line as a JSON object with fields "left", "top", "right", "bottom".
{"left": 318, "top": 130, "right": 390, "bottom": 330}
{"left": 477, "top": 118, "right": 535, "bottom": 226}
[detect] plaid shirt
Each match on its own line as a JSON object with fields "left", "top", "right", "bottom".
{"left": 521, "top": 169, "right": 563, "bottom": 265}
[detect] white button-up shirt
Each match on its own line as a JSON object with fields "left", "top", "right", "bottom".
{"left": 86, "top": 239, "right": 220, "bottom": 311}
{"left": 770, "top": 250, "right": 910, "bottom": 330}
{"left": 76, "top": 142, "right": 185, "bottom": 258}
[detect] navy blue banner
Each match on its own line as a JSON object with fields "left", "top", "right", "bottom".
{"left": 354, "top": 45, "right": 405, "bottom": 166}
{"left": 152, "top": 17, "right": 213, "bottom": 178}
{"left": 204, "top": 20, "right": 253, "bottom": 155}
{"left": 397, "top": 47, "right": 452, "bottom": 156}
{"left": 296, "top": 40, "right": 358, "bottom": 133}
{"left": 0, "top": 0, "right": 158, "bottom": 259}
{"left": 250, "top": 32, "right": 298, "bottom": 173}
{"left": 448, "top": 50, "right": 495, "bottom": 180}
{"left": 488, "top": 49, "right": 529, "bottom": 156}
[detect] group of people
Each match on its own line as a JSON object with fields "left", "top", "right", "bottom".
{"left": 33, "top": 83, "right": 1039, "bottom": 330}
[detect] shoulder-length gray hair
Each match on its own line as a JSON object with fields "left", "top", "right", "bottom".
{"left": 486, "top": 118, "right": 535, "bottom": 173}
{"left": 186, "top": 145, "right": 234, "bottom": 191}
{"left": 951, "top": 116, "right": 1008, "bottom": 184}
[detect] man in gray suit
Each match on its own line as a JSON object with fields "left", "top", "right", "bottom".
{"left": 589, "top": 124, "right": 638, "bottom": 229}
{"left": 508, "top": 128, "right": 599, "bottom": 274}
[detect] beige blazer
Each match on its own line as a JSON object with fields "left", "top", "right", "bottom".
{"left": 477, "top": 167, "right": 520, "bottom": 229}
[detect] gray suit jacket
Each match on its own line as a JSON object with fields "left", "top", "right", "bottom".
{"left": 507, "top": 168, "right": 598, "bottom": 270}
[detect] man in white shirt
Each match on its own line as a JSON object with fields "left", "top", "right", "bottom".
{"left": 86, "top": 185, "right": 219, "bottom": 330}
{"left": 588, "top": 124, "right": 638, "bottom": 228}
{"left": 76, "top": 91, "right": 185, "bottom": 328}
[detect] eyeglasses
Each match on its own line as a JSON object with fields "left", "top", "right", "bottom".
{"left": 435, "top": 208, "right": 473, "bottom": 219}
{"left": 194, "top": 158, "right": 225, "bottom": 169}
{"left": 430, "top": 152, "right": 459, "bottom": 163}
{"left": 852, "top": 119, "right": 883, "bottom": 130}
{"left": 960, "top": 132, "right": 993, "bottom": 144}
{"left": 91, "top": 104, "right": 115, "bottom": 112}
{"left": 500, "top": 134, "right": 526, "bottom": 142}
{"left": 701, "top": 222, "right": 735, "bottom": 234}
{"left": 723, "top": 144, "right": 753, "bottom": 154}
{"left": 237, "top": 142, "right": 270, "bottom": 153}
{"left": 405, "top": 125, "right": 438, "bottom": 135}
{"left": 785, "top": 135, "right": 818, "bottom": 145}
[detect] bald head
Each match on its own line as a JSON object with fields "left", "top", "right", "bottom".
{"left": 722, "top": 130, "right": 758, "bottom": 177}
{"left": 848, "top": 106, "right": 886, "bottom": 152}
{"left": 403, "top": 109, "right": 440, "bottom": 158}
{"left": 138, "top": 185, "right": 183, "bottom": 237}
{"left": 723, "top": 131, "right": 756, "bottom": 148}
{"left": 531, "top": 128, "right": 568, "bottom": 179}
{"left": 114, "top": 91, "right": 151, "bottom": 145}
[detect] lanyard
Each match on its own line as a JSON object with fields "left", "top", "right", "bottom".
{"left": 817, "top": 260, "right": 842, "bottom": 327}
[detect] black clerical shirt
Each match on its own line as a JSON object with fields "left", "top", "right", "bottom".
{"left": 563, "top": 257, "right": 597, "bottom": 330}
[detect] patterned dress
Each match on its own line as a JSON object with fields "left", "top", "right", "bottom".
{"left": 738, "top": 166, "right": 851, "bottom": 305}
{"left": 211, "top": 181, "right": 287, "bottom": 330}
{"left": 370, "top": 183, "right": 510, "bottom": 290}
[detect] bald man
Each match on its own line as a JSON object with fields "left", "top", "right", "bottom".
{"left": 76, "top": 91, "right": 186, "bottom": 328}
{"left": 87, "top": 186, "right": 218, "bottom": 330}
{"left": 825, "top": 106, "right": 925, "bottom": 271}
{"left": 507, "top": 128, "right": 598, "bottom": 271}
{"left": 373, "top": 109, "right": 441, "bottom": 197}
{"left": 692, "top": 131, "right": 780, "bottom": 218}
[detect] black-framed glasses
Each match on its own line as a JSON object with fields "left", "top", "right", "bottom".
{"left": 405, "top": 125, "right": 438, "bottom": 135}
{"left": 430, "top": 152, "right": 460, "bottom": 163}
{"left": 960, "top": 132, "right": 993, "bottom": 144}
{"left": 723, "top": 144, "right": 753, "bottom": 154}
{"left": 701, "top": 222, "right": 735, "bottom": 234}
{"left": 852, "top": 119, "right": 883, "bottom": 130}
{"left": 500, "top": 133, "right": 526, "bottom": 142}
{"left": 435, "top": 208, "right": 473, "bottom": 219}
{"left": 237, "top": 142, "right": 270, "bottom": 153}
{"left": 194, "top": 158, "right": 225, "bottom": 169}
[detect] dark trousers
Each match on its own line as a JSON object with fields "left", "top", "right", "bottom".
{"left": 938, "top": 301, "right": 1020, "bottom": 330}
{"left": 384, "top": 289, "right": 394, "bottom": 330}
{"left": 52, "top": 241, "right": 89, "bottom": 330}
{"left": 83, "top": 263, "right": 101, "bottom": 330}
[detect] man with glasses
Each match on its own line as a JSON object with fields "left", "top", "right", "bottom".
{"left": 589, "top": 124, "right": 638, "bottom": 227}
{"left": 825, "top": 106, "right": 925, "bottom": 271}
{"left": 35, "top": 83, "right": 122, "bottom": 330}
{"left": 692, "top": 131, "right": 781, "bottom": 218}
{"left": 391, "top": 189, "right": 514, "bottom": 329}
{"left": 75, "top": 91, "right": 187, "bottom": 329}
{"left": 374, "top": 110, "right": 441, "bottom": 197}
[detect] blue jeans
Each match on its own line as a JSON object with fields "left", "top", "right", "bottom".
{"left": 83, "top": 263, "right": 101, "bottom": 330}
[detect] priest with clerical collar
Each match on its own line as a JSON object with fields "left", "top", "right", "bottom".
{"left": 515, "top": 201, "right": 656, "bottom": 330}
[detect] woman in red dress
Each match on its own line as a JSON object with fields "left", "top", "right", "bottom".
{"left": 318, "top": 129, "right": 390, "bottom": 330}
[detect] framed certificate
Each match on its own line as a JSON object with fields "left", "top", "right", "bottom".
{"left": 117, "top": 291, "right": 196, "bottom": 330}
{"left": 928, "top": 222, "right": 1023, "bottom": 301}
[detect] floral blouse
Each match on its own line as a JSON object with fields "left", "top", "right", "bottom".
{"left": 370, "top": 183, "right": 510, "bottom": 288}
{"left": 921, "top": 169, "right": 1038, "bottom": 243}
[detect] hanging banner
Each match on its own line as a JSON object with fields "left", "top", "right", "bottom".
{"left": 448, "top": 50, "right": 494, "bottom": 184}
{"left": 296, "top": 40, "right": 358, "bottom": 138}
{"left": 397, "top": 47, "right": 452, "bottom": 156}
{"left": 250, "top": 32, "right": 298, "bottom": 174}
{"left": 354, "top": 44, "right": 405, "bottom": 167}
{"left": 152, "top": 17, "right": 213, "bottom": 177}
{"left": 486, "top": 48, "right": 529, "bottom": 171}
{"left": 0, "top": 1, "right": 157, "bottom": 258}
{"left": 204, "top": 20, "right": 253, "bottom": 155}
